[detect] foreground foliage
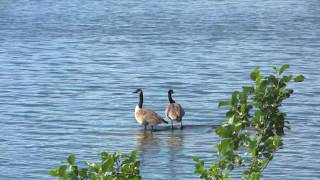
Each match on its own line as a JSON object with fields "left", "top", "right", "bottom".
{"left": 193, "top": 64, "right": 304, "bottom": 179}
{"left": 48, "top": 150, "right": 140, "bottom": 180}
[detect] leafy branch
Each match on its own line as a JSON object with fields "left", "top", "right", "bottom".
{"left": 193, "top": 64, "right": 304, "bottom": 180}
{"left": 48, "top": 150, "right": 141, "bottom": 180}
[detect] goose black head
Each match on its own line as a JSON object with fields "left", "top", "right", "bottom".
{"left": 133, "top": 88, "right": 143, "bottom": 94}
{"left": 168, "top": 89, "right": 175, "bottom": 103}
{"left": 168, "top": 89, "right": 175, "bottom": 94}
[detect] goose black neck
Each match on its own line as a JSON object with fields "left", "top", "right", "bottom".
{"left": 138, "top": 91, "right": 143, "bottom": 108}
{"left": 168, "top": 92, "right": 175, "bottom": 103}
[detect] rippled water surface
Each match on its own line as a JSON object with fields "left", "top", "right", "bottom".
{"left": 1, "top": 0, "right": 320, "bottom": 179}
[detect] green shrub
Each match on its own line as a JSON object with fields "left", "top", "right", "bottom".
{"left": 193, "top": 64, "right": 304, "bottom": 180}
{"left": 48, "top": 150, "right": 141, "bottom": 180}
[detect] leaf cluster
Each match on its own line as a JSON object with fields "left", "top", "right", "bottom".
{"left": 194, "top": 65, "right": 304, "bottom": 180}
{"left": 48, "top": 150, "right": 141, "bottom": 180}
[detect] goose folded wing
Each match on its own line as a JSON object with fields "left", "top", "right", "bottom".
{"left": 142, "top": 109, "right": 164, "bottom": 123}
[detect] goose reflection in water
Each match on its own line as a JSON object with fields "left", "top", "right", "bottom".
{"left": 134, "top": 129, "right": 185, "bottom": 178}
{"left": 167, "top": 130, "right": 184, "bottom": 179}
{"left": 135, "top": 130, "right": 161, "bottom": 161}
{"left": 135, "top": 125, "right": 215, "bottom": 155}
{"left": 135, "top": 130, "right": 184, "bottom": 154}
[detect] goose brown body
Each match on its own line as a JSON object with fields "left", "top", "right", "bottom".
{"left": 133, "top": 89, "right": 168, "bottom": 130}
{"left": 165, "top": 89, "right": 185, "bottom": 128}
{"left": 165, "top": 103, "right": 185, "bottom": 122}
{"left": 135, "top": 106, "right": 166, "bottom": 126}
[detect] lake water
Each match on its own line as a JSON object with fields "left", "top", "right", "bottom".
{"left": 0, "top": 0, "right": 320, "bottom": 179}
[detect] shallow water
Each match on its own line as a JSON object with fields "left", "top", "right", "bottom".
{"left": 0, "top": 0, "right": 320, "bottom": 179}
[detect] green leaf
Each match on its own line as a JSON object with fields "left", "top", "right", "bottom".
{"left": 239, "top": 92, "right": 247, "bottom": 104}
{"left": 240, "top": 134, "right": 251, "bottom": 147}
{"left": 192, "top": 157, "right": 200, "bottom": 162}
{"left": 102, "top": 157, "right": 114, "bottom": 173}
{"left": 249, "top": 172, "right": 261, "bottom": 180}
{"left": 48, "top": 168, "right": 59, "bottom": 176}
{"left": 87, "top": 162, "right": 100, "bottom": 172}
{"left": 240, "top": 104, "right": 247, "bottom": 114}
{"left": 272, "top": 66, "right": 277, "bottom": 73}
{"left": 252, "top": 110, "right": 262, "bottom": 126}
{"left": 268, "top": 75, "right": 278, "bottom": 86}
{"left": 226, "top": 110, "right": 235, "bottom": 117}
{"left": 59, "top": 165, "right": 67, "bottom": 178}
{"left": 70, "top": 165, "right": 79, "bottom": 178}
{"left": 216, "top": 124, "right": 235, "bottom": 138}
{"left": 129, "top": 150, "right": 138, "bottom": 162}
{"left": 79, "top": 168, "right": 88, "bottom": 178}
{"left": 218, "top": 139, "right": 231, "bottom": 155}
{"left": 219, "top": 100, "right": 230, "bottom": 107}
{"left": 294, "top": 74, "right": 304, "bottom": 82}
{"left": 101, "top": 151, "right": 109, "bottom": 161}
{"left": 231, "top": 91, "right": 239, "bottom": 106}
{"left": 234, "top": 155, "right": 242, "bottom": 165}
{"left": 250, "top": 67, "right": 260, "bottom": 81}
{"left": 67, "top": 154, "right": 76, "bottom": 165}
{"left": 113, "top": 152, "right": 121, "bottom": 161}
{"left": 250, "top": 137, "right": 258, "bottom": 157}
{"left": 131, "top": 177, "right": 141, "bottom": 180}
{"left": 193, "top": 157, "right": 209, "bottom": 178}
{"left": 279, "top": 64, "right": 289, "bottom": 75}
{"left": 282, "top": 75, "right": 293, "bottom": 83}
{"left": 273, "top": 136, "right": 283, "bottom": 147}
{"left": 242, "top": 86, "right": 255, "bottom": 94}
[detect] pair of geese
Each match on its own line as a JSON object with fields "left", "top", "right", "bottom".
{"left": 134, "top": 89, "right": 185, "bottom": 130}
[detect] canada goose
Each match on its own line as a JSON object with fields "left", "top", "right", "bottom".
{"left": 165, "top": 89, "right": 185, "bottom": 129}
{"left": 133, "top": 89, "right": 168, "bottom": 130}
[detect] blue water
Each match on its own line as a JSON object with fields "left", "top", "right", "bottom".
{"left": 0, "top": 0, "right": 320, "bottom": 179}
